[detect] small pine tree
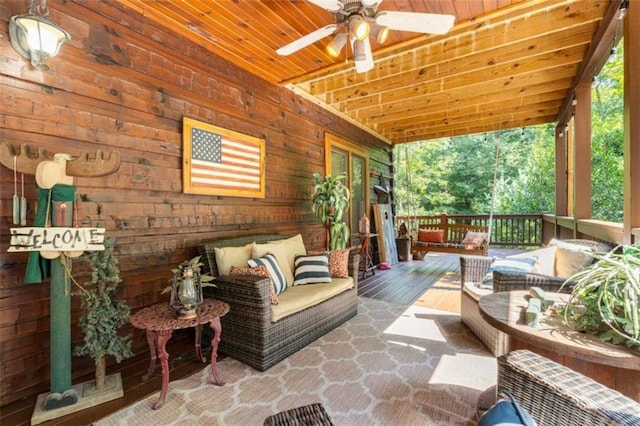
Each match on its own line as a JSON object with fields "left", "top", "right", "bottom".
{"left": 74, "top": 237, "right": 133, "bottom": 389}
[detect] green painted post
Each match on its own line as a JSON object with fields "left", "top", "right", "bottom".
{"left": 49, "top": 258, "right": 71, "bottom": 393}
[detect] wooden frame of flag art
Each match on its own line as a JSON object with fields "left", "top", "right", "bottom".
{"left": 183, "top": 117, "right": 266, "bottom": 198}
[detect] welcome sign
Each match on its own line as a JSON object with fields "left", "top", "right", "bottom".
{"left": 8, "top": 227, "right": 105, "bottom": 252}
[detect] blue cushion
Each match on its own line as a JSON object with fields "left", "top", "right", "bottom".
{"left": 248, "top": 252, "right": 287, "bottom": 295}
{"left": 293, "top": 253, "right": 332, "bottom": 285}
{"left": 478, "top": 391, "right": 536, "bottom": 426}
{"left": 481, "top": 256, "right": 538, "bottom": 288}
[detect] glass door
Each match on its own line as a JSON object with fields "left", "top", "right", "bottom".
{"left": 325, "top": 134, "right": 369, "bottom": 247}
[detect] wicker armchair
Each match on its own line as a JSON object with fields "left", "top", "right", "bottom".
{"left": 460, "top": 239, "right": 613, "bottom": 356}
{"left": 497, "top": 350, "right": 640, "bottom": 426}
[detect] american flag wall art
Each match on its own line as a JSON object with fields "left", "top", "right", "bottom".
{"left": 183, "top": 118, "right": 265, "bottom": 198}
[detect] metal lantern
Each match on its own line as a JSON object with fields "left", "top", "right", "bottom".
{"left": 170, "top": 261, "right": 203, "bottom": 319}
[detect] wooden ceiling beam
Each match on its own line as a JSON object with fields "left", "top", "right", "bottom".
{"left": 306, "top": 0, "right": 604, "bottom": 95}
{"left": 365, "top": 82, "right": 570, "bottom": 126}
{"left": 382, "top": 100, "right": 562, "bottom": 137}
{"left": 345, "top": 62, "right": 579, "bottom": 121}
{"left": 374, "top": 94, "right": 565, "bottom": 131}
{"left": 319, "top": 25, "right": 595, "bottom": 105}
{"left": 388, "top": 115, "right": 556, "bottom": 143}
{"left": 358, "top": 76, "right": 573, "bottom": 124}
{"left": 334, "top": 44, "right": 585, "bottom": 113}
{"left": 556, "top": 0, "right": 623, "bottom": 125}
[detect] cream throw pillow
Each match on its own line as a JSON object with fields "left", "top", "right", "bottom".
{"left": 549, "top": 239, "right": 594, "bottom": 279}
{"left": 531, "top": 246, "right": 557, "bottom": 276}
{"left": 272, "top": 234, "right": 307, "bottom": 274}
{"left": 252, "top": 242, "right": 294, "bottom": 286}
{"left": 214, "top": 243, "right": 254, "bottom": 276}
{"left": 554, "top": 247, "right": 593, "bottom": 278}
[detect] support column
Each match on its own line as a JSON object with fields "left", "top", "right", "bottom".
{"left": 623, "top": 2, "right": 640, "bottom": 245}
{"left": 555, "top": 124, "right": 568, "bottom": 217}
{"left": 573, "top": 83, "right": 592, "bottom": 225}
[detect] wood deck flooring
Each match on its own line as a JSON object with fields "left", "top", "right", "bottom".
{"left": 1, "top": 253, "right": 476, "bottom": 426}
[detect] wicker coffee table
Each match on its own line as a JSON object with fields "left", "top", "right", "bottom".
{"left": 130, "top": 299, "right": 230, "bottom": 409}
{"left": 479, "top": 290, "right": 640, "bottom": 401}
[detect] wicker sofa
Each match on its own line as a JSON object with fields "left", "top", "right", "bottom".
{"left": 197, "top": 234, "right": 360, "bottom": 371}
{"left": 497, "top": 350, "right": 640, "bottom": 425}
{"left": 460, "top": 239, "right": 613, "bottom": 356}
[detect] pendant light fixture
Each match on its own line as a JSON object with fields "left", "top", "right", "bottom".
{"left": 326, "top": 33, "right": 348, "bottom": 58}
{"left": 348, "top": 16, "right": 370, "bottom": 40}
{"left": 9, "top": 0, "right": 71, "bottom": 67}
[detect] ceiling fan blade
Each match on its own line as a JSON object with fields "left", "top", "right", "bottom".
{"left": 375, "top": 11, "right": 455, "bottom": 35}
{"left": 276, "top": 24, "right": 338, "bottom": 56}
{"left": 353, "top": 37, "right": 374, "bottom": 74}
{"left": 308, "top": 0, "right": 344, "bottom": 12}
{"left": 361, "top": 0, "right": 382, "bottom": 7}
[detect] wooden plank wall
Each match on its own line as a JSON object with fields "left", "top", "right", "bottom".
{"left": 0, "top": 0, "right": 392, "bottom": 405}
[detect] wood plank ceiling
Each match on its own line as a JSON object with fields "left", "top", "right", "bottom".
{"left": 116, "top": 0, "right": 616, "bottom": 144}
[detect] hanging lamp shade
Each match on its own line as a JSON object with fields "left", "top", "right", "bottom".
{"left": 370, "top": 24, "right": 389, "bottom": 44}
{"left": 326, "top": 33, "right": 347, "bottom": 57}
{"left": 348, "top": 16, "right": 370, "bottom": 41}
{"left": 9, "top": 6, "right": 70, "bottom": 67}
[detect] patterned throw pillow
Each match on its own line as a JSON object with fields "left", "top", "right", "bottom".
{"left": 309, "top": 249, "right": 350, "bottom": 278}
{"left": 229, "top": 265, "right": 279, "bottom": 305}
{"left": 461, "top": 231, "right": 488, "bottom": 248}
{"left": 293, "top": 253, "right": 332, "bottom": 285}
{"left": 327, "top": 248, "right": 350, "bottom": 278}
{"left": 248, "top": 252, "right": 287, "bottom": 295}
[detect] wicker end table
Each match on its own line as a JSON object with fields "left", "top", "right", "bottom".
{"left": 130, "top": 299, "right": 230, "bottom": 409}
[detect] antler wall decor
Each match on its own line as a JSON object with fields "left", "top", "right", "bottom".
{"left": 0, "top": 141, "right": 121, "bottom": 177}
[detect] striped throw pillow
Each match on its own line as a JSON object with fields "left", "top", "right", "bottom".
{"left": 293, "top": 253, "right": 332, "bottom": 285}
{"left": 248, "top": 252, "right": 287, "bottom": 295}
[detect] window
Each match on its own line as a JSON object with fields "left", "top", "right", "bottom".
{"left": 325, "top": 134, "right": 369, "bottom": 247}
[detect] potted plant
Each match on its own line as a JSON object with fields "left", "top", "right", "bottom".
{"left": 74, "top": 237, "right": 133, "bottom": 390}
{"left": 311, "top": 172, "right": 350, "bottom": 250}
{"left": 559, "top": 243, "right": 640, "bottom": 349}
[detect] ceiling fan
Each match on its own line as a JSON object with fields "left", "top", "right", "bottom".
{"left": 276, "top": 0, "right": 455, "bottom": 73}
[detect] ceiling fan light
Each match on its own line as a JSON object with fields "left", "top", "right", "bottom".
{"left": 371, "top": 24, "right": 389, "bottom": 44}
{"left": 348, "top": 16, "right": 370, "bottom": 41}
{"left": 326, "top": 33, "right": 347, "bottom": 57}
{"left": 353, "top": 39, "right": 366, "bottom": 61}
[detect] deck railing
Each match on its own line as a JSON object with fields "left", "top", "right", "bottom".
{"left": 395, "top": 213, "right": 543, "bottom": 247}
{"left": 394, "top": 213, "right": 629, "bottom": 248}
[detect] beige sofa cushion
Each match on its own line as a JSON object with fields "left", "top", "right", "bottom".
{"left": 253, "top": 242, "right": 294, "bottom": 286}
{"left": 214, "top": 243, "right": 254, "bottom": 276}
{"left": 270, "top": 277, "right": 354, "bottom": 322}
{"left": 272, "top": 234, "right": 307, "bottom": 275}
{"left": 509, "top": 246, "right": 557, "bottom": 276}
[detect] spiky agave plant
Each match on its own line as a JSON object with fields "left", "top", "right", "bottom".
{"left": 559, "top": 244, "right": 640, "bottom": 349}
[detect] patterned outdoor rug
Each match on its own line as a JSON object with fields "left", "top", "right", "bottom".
{"left": 96, "top": 297, "right": 495, "bottom": 425}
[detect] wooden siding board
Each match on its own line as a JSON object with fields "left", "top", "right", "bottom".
{"left": 0, "top": 1, "right": 392, "bottom": 406}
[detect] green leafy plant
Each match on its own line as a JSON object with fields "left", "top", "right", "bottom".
{"left": 559, "top": 244, "right": 640, "bottom": 349}
{"left": 74, "top": 237, "right": 134, "bottom": 390}
{"left": 311, "top": 172, "right": 350, "bottom": 250}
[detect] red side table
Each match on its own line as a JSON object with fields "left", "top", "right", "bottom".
{"left": 358, "top": 233, "right": 377, "bottom": 280}
{"left": 130, "top": 299, "right": 230, "bottom": 409}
